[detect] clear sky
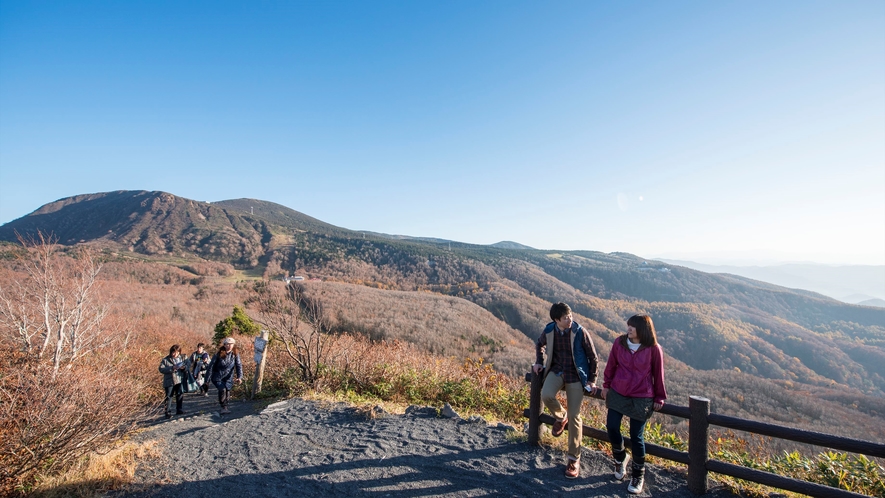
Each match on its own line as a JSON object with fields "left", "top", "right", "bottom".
{"left": 1, "top": 1, "right": 883, "bottom": 265}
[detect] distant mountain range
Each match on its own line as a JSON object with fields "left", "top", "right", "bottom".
{"left": 2, "top": 190, "right": 885, "bottom": 435}
{"left": 659, "top": 259, "right": 885, "bottom": 307}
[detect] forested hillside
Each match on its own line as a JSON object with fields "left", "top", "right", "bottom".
{"left": 2, "top": 190, "right": 883, "bottom": 440}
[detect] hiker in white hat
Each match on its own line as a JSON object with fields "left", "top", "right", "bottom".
{"left": 206, "top": 337, "right": 243, "bottom": 414}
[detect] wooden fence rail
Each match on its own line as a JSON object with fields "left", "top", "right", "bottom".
{"left": 523, "top": 371, "right": 884, "bottom": 498}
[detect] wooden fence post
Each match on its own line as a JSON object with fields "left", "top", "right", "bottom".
{"left": 528, "top": 369, "right": 544, "bottom": 446}
{"left": 688, "top": 396, "right": 710, "bottom": 495}
{"left": 251, "top": 330, "right": 269, "bottom": 400}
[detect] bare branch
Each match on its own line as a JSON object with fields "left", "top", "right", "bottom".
{"left": 248, "top": 280, "right": 334, "bottom": 385}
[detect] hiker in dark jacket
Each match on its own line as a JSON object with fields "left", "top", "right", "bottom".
{"left": 531, "top": 302, "right": 599, "bottom": 479}
{"left": 206, "top": 337, "right": 243, "bottom": 415}
{"left": 158, "top": 344, "right": 188, "bottom": 419}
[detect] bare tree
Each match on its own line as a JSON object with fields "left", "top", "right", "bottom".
{"left": 0, "top": 233, "right": 114, "bottom": 377}
{"left": 248, "top": 280, "right": 334, "bottom": 385}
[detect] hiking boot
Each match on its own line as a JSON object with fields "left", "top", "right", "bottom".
{"left": 551, "top": 416, "right": 568, "bottom": 437}
{"left": 164, "top": 412, "right": 172, "bottom": 419}
{"left": 627, "top": 475, "right": 644, "bottom": 494}
{"left": 176, "top": 410, "right": 185, "bottom": 415}
{"left": 220, "top": 407, "right": 231, "bottom": 414}
{"left": 614, "top": 454, "right": 630, "bottom": 480}
{"left": 565, "top": 458, "right": 580, "bottom": 479}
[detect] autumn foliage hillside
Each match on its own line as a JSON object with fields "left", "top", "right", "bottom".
{"left": 2, "top": 191, "right": 884, "bottom": 482}
{"left": 1, "top": 238, "right": 883, "bottom": 496}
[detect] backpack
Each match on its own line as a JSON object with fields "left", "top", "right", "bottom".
{"left": 190, "top": 352, "right": 207, "bottom": 371}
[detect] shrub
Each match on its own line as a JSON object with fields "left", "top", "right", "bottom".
{"left": 0, "top": 352, "right": 145, "bottom": 495}
{"left": 213, "top": 305, "right": 260, "bottom": 345}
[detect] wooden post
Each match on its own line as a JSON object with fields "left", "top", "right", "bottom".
{"left": 528, "top": 369, "right": 544, "bottom": 446}
{"left": 688, "top": 396, "right": 710, "bottom": 495}
{"left": 251, "top": 330, "right": 269, "bottom": 399}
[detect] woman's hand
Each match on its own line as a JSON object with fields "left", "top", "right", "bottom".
{"left": 601, "top": 388, "right": 609, "bottom": 400}
{"left": 653, "top": 401, "right": 664, "bottom": 411}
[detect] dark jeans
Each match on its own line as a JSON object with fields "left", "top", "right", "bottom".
{"left": 607, "top": 408, "right": 647, "bottom": 467}
{"left": 164, "top": 383, "right": 183, "bottom": 414}
{"left": 217, "top": 387, "right": 230, "bottom": 408}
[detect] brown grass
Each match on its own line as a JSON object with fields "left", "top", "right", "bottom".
{"left": 299, "top": 280, "right": 534, "bottom": 376}
{"left": 29, "top": 440, "right": 161, "bottom": 498}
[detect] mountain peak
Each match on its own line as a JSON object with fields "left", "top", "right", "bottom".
{"left": 489, "top": 240, "right": 534, "bottom": 250}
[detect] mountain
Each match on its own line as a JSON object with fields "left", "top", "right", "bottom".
{"left": 859, "top": 298, "right": 885, "bottom": 308}
{"left": 355, "top": 231, "right": 458, "bottom": 246}
{"left": 2, "top": 190, "right": 885, "bottom": 437}
{"left": 0, "top": 191, "right": 350, "bottom": 267}
{"left": 490, "top": 241, "right": 535, "bottom": 250}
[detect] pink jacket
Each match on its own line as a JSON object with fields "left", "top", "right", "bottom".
{"left": 603, "top": 336, "right": 667, "bottom": 404}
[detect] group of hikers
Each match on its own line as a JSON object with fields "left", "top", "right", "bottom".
{"left": 158, "top": 302, "right": 664, "bottom": 495}
{"left": 158, "top": 337, "right": 244, "bottom": 418}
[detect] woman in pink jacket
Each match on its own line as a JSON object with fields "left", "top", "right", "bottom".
{"left": 601, "top": 314, "right": 666, "bottom": 495}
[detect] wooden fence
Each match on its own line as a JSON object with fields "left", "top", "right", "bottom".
{"left": 524, "top": 371, "right": 885, "bottom": 498}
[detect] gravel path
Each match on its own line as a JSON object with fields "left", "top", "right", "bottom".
{"left": 121, "top": 391, "right": 737, "bottom": 498}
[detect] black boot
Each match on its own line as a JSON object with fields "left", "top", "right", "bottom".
{"left": 613, "top": 448, "right": 629, "bottom": 480}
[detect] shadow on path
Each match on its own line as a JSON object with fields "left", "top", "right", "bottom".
{"left": 137, "top": 384, "right": 262, "bottom": 431}
{"left": 124, "top": 398, "right": 737, "bottom": 498}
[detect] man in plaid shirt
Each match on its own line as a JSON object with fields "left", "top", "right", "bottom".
{"left": 532, "top": 302, "right": 599, "bottom": 479}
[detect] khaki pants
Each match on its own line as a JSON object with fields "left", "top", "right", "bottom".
{"left": 541, "top": 373, "right": 585, "bottom": 459}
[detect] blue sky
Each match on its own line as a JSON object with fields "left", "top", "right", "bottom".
{"left": 1, "top": 1, "right": 883, "bottom": 265}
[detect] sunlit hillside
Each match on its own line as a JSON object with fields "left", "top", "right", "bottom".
{"left": 2, "top": 190, "right": 884, "bottom": 443}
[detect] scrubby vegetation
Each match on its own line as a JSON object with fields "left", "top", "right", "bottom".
{"left": 298, "top": 280, "right": 533, "bottom": 376}
{"left": 0, "top": 239, "right": 237, "bottom": 495}
{"left": 705, "top": 433, "right": 885, "bottom": 497}
{"left": 0, "top": 240, "right": 144, "bottom": 494}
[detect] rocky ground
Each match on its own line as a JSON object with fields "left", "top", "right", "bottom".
{"left": 118, "top": 390, "right": 737, "bottom": 498}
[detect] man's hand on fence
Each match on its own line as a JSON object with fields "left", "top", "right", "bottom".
{"left": 532, "top": 363, "right": 543, "bottom": 375}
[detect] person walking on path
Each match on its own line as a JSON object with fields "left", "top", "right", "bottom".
{"left": 190, "top": 343, "right": 211, "bottom": 396}
{"left": 206, "top": 337, "right": 243, "bottom": 415}
{"left": 532, "top": 302, "right": 599, "bottom": 479}
{"left": 601, "top": 314, "right": 667, "bottom": 494}
{"left": 159, "top": 344, "right": 188, "bottom": 419}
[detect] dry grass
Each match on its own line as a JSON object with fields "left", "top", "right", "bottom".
{"left": 30, "top": 440, "right": 161, "bottom": 498}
